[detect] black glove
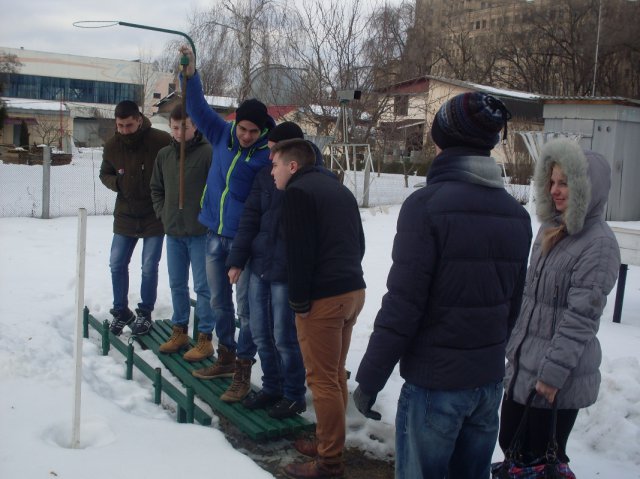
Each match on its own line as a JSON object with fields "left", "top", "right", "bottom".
{"left": 353, "top": 385, "right": 381, "bottom": 421}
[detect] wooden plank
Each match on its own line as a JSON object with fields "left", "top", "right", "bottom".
{"left": 137, "top": 319, "right": 314, "bottom": 440}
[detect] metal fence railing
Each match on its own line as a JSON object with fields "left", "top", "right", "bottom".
{"left": 1, "top": 148, "right": 116, "bottom": 218}
{"left": 1, "top": 147, "right": 428, "bottom": 219}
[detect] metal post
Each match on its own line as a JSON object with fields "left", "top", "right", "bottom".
{"left": 42, "top": 145, "right": 51, "bottom": 219}
{"left": 186, "top": 387, "right": 195, "bottom": 423}
{"left": 612, "top": 264, "right": 628, "bottom": 323}
{"left": 71, "top": 208, "right": 87, "bottom": 449}
{"left": 102, "top": 320, "right": 110, "bottom": 355}
{"left": 154, "top": 368, "right": 162, "bottom": 404}
{"left": 126, "top": 343, "right": 134, "bottom": 380}
{"left": 83, "top": 307, "right": 89, "bottom": 339}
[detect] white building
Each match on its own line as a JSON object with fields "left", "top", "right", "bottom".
{"left": 1, "top": 47, "right": 174, "bottom": 150}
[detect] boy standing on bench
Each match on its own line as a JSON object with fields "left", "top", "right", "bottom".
{"left": 150, "top": 104, "right": 215, "bottom": 359}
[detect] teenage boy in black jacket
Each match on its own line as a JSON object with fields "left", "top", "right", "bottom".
{"left": 271, "top": 139, "right": 366, "bottom": 479}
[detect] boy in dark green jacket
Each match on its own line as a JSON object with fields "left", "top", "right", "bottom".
{"left": 150, "top": 104, "right": 215, "bottom": 356}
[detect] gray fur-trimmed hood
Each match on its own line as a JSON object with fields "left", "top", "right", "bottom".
{"left": 534, "top": 138, "right": 611, "bottom": 235}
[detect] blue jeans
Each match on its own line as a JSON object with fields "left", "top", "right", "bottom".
{"left": 109, "top": 233, "right": 164, "bottom": 312}
{"left": 395, "top": 381, "right": 503, "bottom": 479}
{"left": 249, "top": 273, "right": 306, "bottom": 401}
{"left": 166, "top": 234, "right": 214, "bottom": 333}
{"left": 205, "top": 232, "right": 255, "bottom": 359}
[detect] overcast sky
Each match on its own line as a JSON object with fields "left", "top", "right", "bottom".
{"left": 2, "top": 0, "right": 393, "bottom": 63}
{"left": 2, "top": 0, "right": 211, "bottom": 61}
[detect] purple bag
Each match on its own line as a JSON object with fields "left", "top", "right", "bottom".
{"left": 491, "top": 390, "right": 577, "bottom": 479}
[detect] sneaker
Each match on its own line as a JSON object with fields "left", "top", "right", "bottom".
{"left": 130, "top": 308, "right": 153, "bottom": 336}
{"left": 242, "top": 390, "right": 282, "bottom": 410}
{"left": 268, "top": 397, "right": 306, "bottom": 419}
{"left": 109, "top": 308, "right": 135, "bottom": 336}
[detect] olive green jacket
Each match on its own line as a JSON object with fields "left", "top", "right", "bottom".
{"left": 100, "top": 116, "right": 171, "bottom": 237}
{"left": 150, "top": 133, "right": 212, "bottom": 237}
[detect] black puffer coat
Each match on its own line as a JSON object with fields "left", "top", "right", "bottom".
{"left": 227, "top": 142, "right": 325, "bottom": 282}
{"left": 356, "top": 147, "right": 532, "bottom": 394}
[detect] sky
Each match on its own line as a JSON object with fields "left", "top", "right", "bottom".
{"left": 2, "top": 0, "right": 220, "bottom": 61}
{"left": 1, "top": 149, "right": 640, "bottom": 478}
{"left": 1, "top": 0, "right": 395, "bottom": 62}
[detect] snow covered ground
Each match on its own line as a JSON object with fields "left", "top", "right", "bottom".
{"left": 1, "top": 150, "right": 639, "bottom": 478}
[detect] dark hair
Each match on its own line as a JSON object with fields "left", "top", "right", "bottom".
{"left": 169, "top": 104, "right": 189, "bottom": 122}
{"left": 270, "top": 139, "right": 315, "bottom": 168}
{"left": 115, "top": 100, "right": 141, "bottom": 119}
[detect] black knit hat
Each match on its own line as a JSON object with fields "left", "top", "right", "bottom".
{"left": 235, "top": 98, "right": 269, "bottom": 130}
{"left": 268, "top": 121, "right": 304, "bottom": 143}
{"left": 431, "top": 92, "right": 511, "bottom": 150}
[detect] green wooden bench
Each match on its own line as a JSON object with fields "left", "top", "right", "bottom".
{"left": 83, "top": 307, "right": 315, "bottom": 440}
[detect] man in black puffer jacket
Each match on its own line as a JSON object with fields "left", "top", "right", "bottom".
{"left": 355, "top": 93, "right": 532, "bottom": 479}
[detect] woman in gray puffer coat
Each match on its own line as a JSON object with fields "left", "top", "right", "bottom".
{"left": 498, "top": 138, "right": 620, "bottom": 463}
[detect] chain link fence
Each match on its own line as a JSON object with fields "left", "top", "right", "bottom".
{"left": 1, "top": 147, "right": 428, "bottom": 219}
{"left": 1, "top": 148, "right": 115, "bottom": 218}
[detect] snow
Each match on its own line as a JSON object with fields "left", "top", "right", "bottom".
{"left": 1, "top": 149, "right": 639, "bottom": 479}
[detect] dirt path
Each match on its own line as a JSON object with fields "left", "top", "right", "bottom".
{"left": 218, "top": 416, "right": 395, "bottom": 478}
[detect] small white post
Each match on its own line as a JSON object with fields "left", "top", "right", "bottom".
{"left": 71, "top": 208, "right": 87, "bottom": 449}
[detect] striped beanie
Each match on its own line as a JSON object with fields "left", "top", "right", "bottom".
{"left": 431, "top": 92, "right": 511, "bottom": 151}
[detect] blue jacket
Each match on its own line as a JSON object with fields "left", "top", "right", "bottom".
{"left": 356, "top": 147, "right": 532, "bottom": 393}
{"left": 227, "top": 142, "right": 325, "bottom": 282}
{"left": 185, "top": 72, "right": 275, "bottom": 238}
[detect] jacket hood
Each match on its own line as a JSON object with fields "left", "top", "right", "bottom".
{"left": 535, "top": 138, "right": 611, "bottom": 235}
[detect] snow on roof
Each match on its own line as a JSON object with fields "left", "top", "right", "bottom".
{"left": 2, "top": 97, "right": 68, "bottom": 111}
{"left": 204, "top": 95, "right": 237, "bottom": 109}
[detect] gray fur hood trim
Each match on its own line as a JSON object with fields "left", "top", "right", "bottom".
{"left": 535, "top": 138, "right": 611, "bottom": 235}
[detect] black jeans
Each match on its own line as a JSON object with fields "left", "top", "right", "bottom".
{"left": 498, "top": 395, "right": 579, "bottom": 463}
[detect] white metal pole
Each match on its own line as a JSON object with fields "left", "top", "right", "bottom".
{"left": 71, "top": 208, "right": 87, "bottom": 449}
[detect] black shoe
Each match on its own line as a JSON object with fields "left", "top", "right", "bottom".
{"left": 242, "top": 390, "right": 282, "bottom": 410}
{"left": 130, "top": 308, "right": 153, "bottom": 336}
{"left": 267, "top": 397, "right": 306, "bottom": 419}
{"left": 109, "top": 308, "right": 135, "bottom": 336}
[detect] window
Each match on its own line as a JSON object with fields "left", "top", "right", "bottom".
{"left": 6, "top": 73, "right": 142, "bottom": 105}
{"left": 394, "top": 95, "right": 409, "bottom": 116}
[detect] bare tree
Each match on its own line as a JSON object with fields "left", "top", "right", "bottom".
{"left": 31, "top": 117, "right": 71, "bottom": 148}
{"left": 0, "top": 51, "right": 22, "bottom": 126}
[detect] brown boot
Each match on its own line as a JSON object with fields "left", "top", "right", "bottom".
{"left": 182, "top": 333, "right": 213, "bottom": 362}
{"left": 158, "top": 325, "right": 189, "bottom": 354}
{"left": 192, "top": 344, "right": 236, "bottom": 379}
{"left": 220, "top": 358, "right": 253, "bottom": 402}
{"left": 294, "top": 437, "right": 319, "bottom": 458}
{"left": 283, "top": 459, "right": 344, "bottom": 479}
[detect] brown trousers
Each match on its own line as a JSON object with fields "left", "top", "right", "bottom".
{"left": 296, "top": 289, "right": 366, "bottom": 462}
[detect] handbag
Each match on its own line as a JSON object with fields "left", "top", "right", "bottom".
{"left": 491, "top": 390, "right": 576, "bottom": 479}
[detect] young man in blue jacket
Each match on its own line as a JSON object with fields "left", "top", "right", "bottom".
{"left": 354, "top": 93, "right": 532, "bottom": 479}
{"left": 178, "top": 45, "right": 275, "bottom": 403}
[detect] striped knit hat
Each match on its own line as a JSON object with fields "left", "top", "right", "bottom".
{"left": 431, "top": 92, "right": 511, "bottom": 151}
